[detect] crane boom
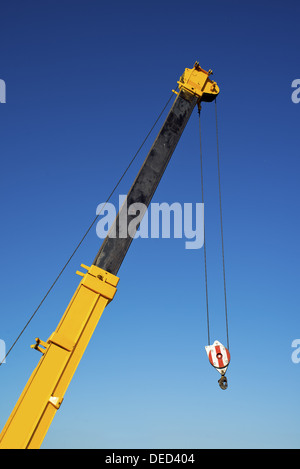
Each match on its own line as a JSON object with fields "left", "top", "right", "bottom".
{"left": 94, "top": 64, "right": 219, "bottom": 275}
{"left": 94, "top": 89, "right": 198, "bottom": 274}
{"left": 0, "top": 63, "right": 219, "bottom": 449}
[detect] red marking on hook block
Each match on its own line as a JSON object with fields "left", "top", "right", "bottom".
{"left": 205, "top": 340, "right": 230, "bottom": 375}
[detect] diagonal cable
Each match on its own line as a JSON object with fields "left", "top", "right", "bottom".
{"left": 0, "top": 89, "right": 176, "bottom": 365}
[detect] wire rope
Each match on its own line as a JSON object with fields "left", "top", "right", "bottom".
{"left": 198, "top": 100, "right": 230, "bottom": 351}
{"left": 0, "top": 90, "right": 176, "bottom": 365}
{"left": 214, "top": 99, "right": 230, "bottom": 350}
{"left": 198, "top": 108, "right": 211, "bottom": 346}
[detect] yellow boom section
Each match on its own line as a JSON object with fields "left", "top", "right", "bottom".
{"left": 0, "top": 264, "right": 119, "bottom": 449}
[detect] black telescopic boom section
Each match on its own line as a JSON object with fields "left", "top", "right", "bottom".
{"left": 93, "top": 89, "right": 198, "bottom": 275}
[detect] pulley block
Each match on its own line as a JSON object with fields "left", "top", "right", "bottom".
{"left": 205, "top": 340, "right": 230, "bottom": 390}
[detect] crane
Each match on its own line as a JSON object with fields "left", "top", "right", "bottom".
{"left": 0, "top": 63, "right": 219, "bottom": 449}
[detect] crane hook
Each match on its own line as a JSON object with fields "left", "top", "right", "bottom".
{"left": 218, "top": 375, "right": 228, "bottom": 390}
{"left": 205, "top": 340, "right": 230, "bottom": 390}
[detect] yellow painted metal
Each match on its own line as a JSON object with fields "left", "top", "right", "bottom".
{"left": 0, "top": 62, "right": 219, "bottom": 450}
{"left": 177, "top": 62, "right": 219, "bottom": 101}
{"left": 0, "top": 264, "right": 119, "bottom": 449}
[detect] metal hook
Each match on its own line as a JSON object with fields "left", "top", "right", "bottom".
{"left": 218, "top": 375, "right": 228, "bottom": 390}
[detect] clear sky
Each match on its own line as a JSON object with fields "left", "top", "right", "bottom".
{"left": 0, "top": 0, "right": 300, "bottom": 449}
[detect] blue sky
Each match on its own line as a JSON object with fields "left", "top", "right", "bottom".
{"left": 0, "top": 0, "right": 300, "bottom": 449}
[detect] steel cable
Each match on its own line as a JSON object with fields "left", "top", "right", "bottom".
{"left": 0, "top": 90, "right": 176, "bottom": 365}
{"left": 215, "top": 99, "right": 230, "bottom": 350}
{"left": 198, "top": 108, "right": 211, "bottom": 346}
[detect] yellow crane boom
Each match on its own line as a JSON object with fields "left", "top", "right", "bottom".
{"left": 0, "top": 63, "right": 219, "bottom": 449}
{"left": 0, "top": 265, "right": 119, "bottom": 448}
